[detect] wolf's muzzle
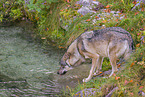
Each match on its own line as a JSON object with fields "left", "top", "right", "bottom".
{"left": 57, "top": 66, "right": 68, "bottom": 75}
{"left": 57, "top": 70, "right": 67, "bottom": 75}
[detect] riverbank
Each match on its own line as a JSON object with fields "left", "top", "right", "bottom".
{"left": 0, "top": 22, "right": 95, "bottom": 96}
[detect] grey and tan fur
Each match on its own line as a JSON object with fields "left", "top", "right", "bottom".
{"left": 57, "top": 27, "right": 134, "bottom": 82}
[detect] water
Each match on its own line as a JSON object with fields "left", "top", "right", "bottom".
{"left": 0, "top": 24, "right": 91, "bottom": 96}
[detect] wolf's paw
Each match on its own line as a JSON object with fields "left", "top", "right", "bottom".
{"left": 93, "top": 72, "right": 99, "bottom": 76}
{"left": 83, "top": 78, "right": 90, "bottom": 82}
{"left": 93, "top": 71, "right": 103, "bottom": 76}
{"left": 102, "top": 76, "right": 108, "bottom": 79}
{"left": 109, "top": 69, "right": 118, "bottom": 77}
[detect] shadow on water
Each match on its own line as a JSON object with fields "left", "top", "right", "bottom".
{"left": 0, "top": 21, "right": 91, "bottom": 96}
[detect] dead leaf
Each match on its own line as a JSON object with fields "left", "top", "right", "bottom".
{"left": 80, "top": 15, "right": 83, "bottom": 17}
{"left": 130, "top": 93, "right": 134, "bottom": 96}
{"left": 36, "top": 17, "right": 39, "bottom": 21}
{"left": 141, "top": 8, "right": 144, "bottom": 11}
{"left": 59, "top": 46, "right": 65, "bottom": 49}
{"left": 117, "top": 64, "right": 121, "bottom": 67}
{"left": 130, "top": 62, "right": 135, "bottom": 67}
{"left": 125, "top": 80, "right": 129, "bottom": 85}
{"left": 105, "top": 9, "right": 111, "bottom": 12}
{"left": 67, "top": 5, "right": 70, "bottom": 7}
{"left": 134, "top": 61, "right": 137, "bottom": 63}
{"left": 113, "top": 73, "right": 116, "bottom": 76}
{"left": 127, "top": 28, "right": 130, "bottom": 31}
{"left": 132, "top": 1, "right": 137, "bottom": 4}
{"left": 95, "top": 16, "right": 99, "bottom": 19}
{"left": 131, "top": 28, "right": 134, "bottom": 31}
{"left": 65, "top": 9, "right": 68, "bottom": 12}
{"left": 115, "top": 76, "right": 120, "bottom": 80}
{"left": 41, "top": 37, "right": 46, "bottom": 39}
{"left": 99, "top": 71, "right": 102, "bottom": 74}
{"left": 102, "top": 20, "right": 107, "bottom": 23}
{"left": 86, "top": 19, "right": 91, "bottom": 22}
{"left": 115, "top": 19, "right": 119, "bottom": 22}
{"left": 137, "top": 33, "right": 141, "bottom": 36}
{"left": 129, "top": 80, "right": 133, "bottom": 83}
{"left": 60, "top": 9, "right": 64, "bottom": 11}
{"left": 135, "top": 12, "right": 139, "bottom": 15}
{"left": 106, "top": 5, "right": 110, "bottom": 8}
{"left": 136, "top": 43, "right": 140, "bottom": 47}
{"left": 66, "top": 0, "right": 70, "bottom": 3}
{"left": 139, "top": 86, "right": 144, "bottom": 89}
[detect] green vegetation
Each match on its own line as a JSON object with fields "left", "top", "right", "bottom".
{"left": 0, "top": 0, "right": 65, "bottom": 46}
{"left": 0, "top": 0, "right": 145, "bottom": 96}
{"left": 1, "top": 0, "right": 144, "bottom": 47}
{"left": 99, "top": 0, "right": 135, "bottom": 12}
{"left": 65, "top": 45, "right": 145, "bottom": 97}
{"left": 61, "top": 0, "right": 145, "bottom": 97}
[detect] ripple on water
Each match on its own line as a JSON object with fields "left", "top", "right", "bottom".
{"left": 0, "top": 26, "right": 63, "bottom": 96}
{"left": 0, "top": 26, "right": 91, "bottom": 96}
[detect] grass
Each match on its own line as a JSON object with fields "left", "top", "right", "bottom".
{"left": 60, "top": 0, "right": 145, "bottom": 96}
{"left": 98, "top": 0, "right": 135, "bottom": 12}
{"left": 1, "top": 0, "right": 144, "bottom": 96}
{"left": 63, "top": 46, "right": 145, "bottom": 97}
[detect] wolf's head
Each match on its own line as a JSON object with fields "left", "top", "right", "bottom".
{"left": 57, "top": 51, "right": 84, "bottom": 75}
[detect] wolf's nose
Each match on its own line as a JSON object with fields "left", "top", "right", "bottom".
{"left": 61, "top": 71, "right": 67, "bottom": 75}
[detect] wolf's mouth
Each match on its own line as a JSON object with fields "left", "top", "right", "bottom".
{"left": 57, "top": 65, "right": 73, "bottom": 75}
{"left": 57, "top": 69, "right": 67, "bottom": 75}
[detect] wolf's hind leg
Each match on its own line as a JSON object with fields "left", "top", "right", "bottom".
{"left": 109, "top": 53, "right": 118, "bottom": 77}
{"left": 93, "top": 56, "right": 104, "bottom": 76}
{"left": 83, "top": 58, "right": 98, "bottom": 82}
{"left": 124, "top": 48, "right": 131, "bottom": 61}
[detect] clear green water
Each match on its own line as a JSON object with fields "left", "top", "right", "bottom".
{"left": 0, "top": 26, "right": 64, "bottom": 96}
{"left": 0, "top": 25, "right": 91, "bottom": 96}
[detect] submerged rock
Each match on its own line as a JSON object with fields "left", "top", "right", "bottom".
{"left": 73, "top": 88, "right": 99, "bottom": 97}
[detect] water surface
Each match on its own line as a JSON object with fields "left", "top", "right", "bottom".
{"left": 0, "top": 25, "right": 90, "bottom": 96}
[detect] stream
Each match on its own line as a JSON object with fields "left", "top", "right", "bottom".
{"left": 0, "top": 22, "right": 91, "bottom": 96}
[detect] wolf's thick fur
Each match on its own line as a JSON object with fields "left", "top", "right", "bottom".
{"left": 57, "top": 27, "right": 134, "bottom": 82}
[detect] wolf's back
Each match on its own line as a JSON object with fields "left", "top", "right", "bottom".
{"left": 93, "top": 27, "right": 134, "bottom": 51}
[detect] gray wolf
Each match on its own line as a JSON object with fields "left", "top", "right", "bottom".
{"left": 57, "top": 27, "right": 134, "bottom": 82}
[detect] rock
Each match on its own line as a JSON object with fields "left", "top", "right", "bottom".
{"left": 77, "top": 6, "right": 96, "bottom": 15}
{"left": 76, "top": 0, "right": 104, "bottom": 15}
{"left": 105, "top": 87, "right": 118, "bottom": 97}
{"left": 73, "top": 88, "right": 100, "bottom": 97}
{"left": 142, "top": 92, "right": 145, "bottom": 96}
{"left": 76, "top": 0, "right": 90, "bottom": 6}
{"left": 131, "top": 0, "right": 145, "bottom": 11}
{"left": 93, "top": 3, "right": 104, "bottom": 11}
{"left": 138, "top": 91, "right": 145, "bottom": 96}
{"left": 92, "top": 1, "right": 99, "bottom": 5}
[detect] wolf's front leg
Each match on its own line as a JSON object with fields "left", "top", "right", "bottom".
{"left": 109, "top": 53, "right": 118, "bottom": 77}
{"left": 93, "top": 56, "right": 104, "bottom": 76}
{"left": 83, "top": 58, "right": 97, "bottom": 82}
